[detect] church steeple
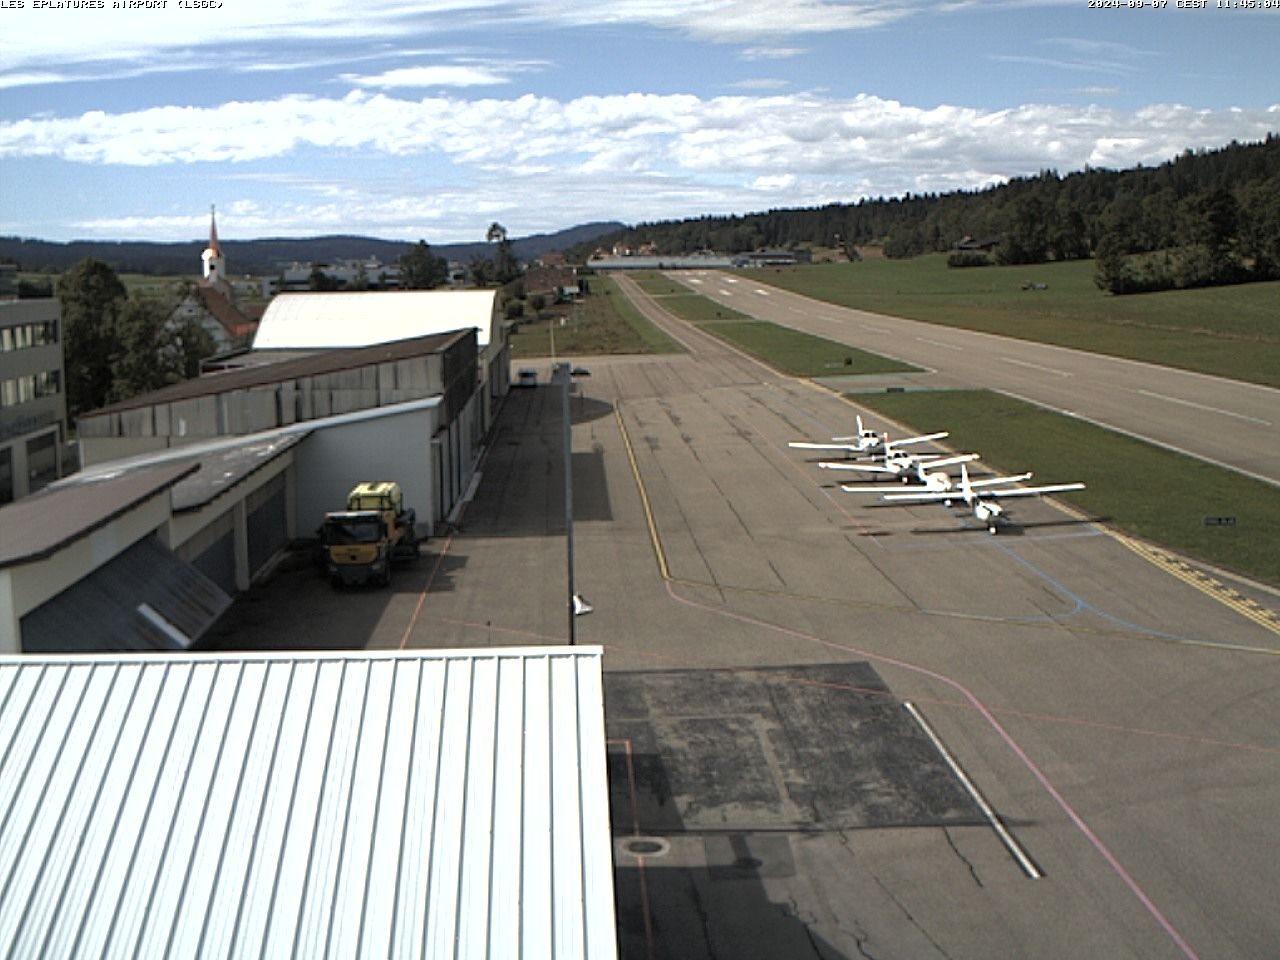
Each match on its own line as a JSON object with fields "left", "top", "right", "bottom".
{"left": 201, "top": 204, "right": 227, "bottom": 288}
{"left": 207, "top": 204, "right": 221, "bottom": 257}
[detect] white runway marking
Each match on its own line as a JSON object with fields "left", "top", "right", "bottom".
{"left": 915, "top": 336, "right": 964, "bottom": 351}
{"left": 1136, "top": 389, "right": 1272, "bottom": 426}
{"left": 1000, "top": 356, "right": 1072, "bottom": 377}
{"left": 905, "top": 702, "right": 1042, "bottom": 879}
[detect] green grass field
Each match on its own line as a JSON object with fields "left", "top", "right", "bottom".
{"left": 747, "top": 256, "right": 1280, "bottom": 387}
{"left": 853, "top": 389, "right": 1280, "bottom": 586}
{"left": 509, "top": 275, "right": 682, "bottom": 358}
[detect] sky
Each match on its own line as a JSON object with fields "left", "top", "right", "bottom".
{"left": 0, "top": 0, "right": 1276, "bottom": 244}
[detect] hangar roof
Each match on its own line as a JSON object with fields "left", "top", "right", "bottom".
{"left": 82, "top": 329, "right": 469, "bottom": 417}
{"left": 0, "top": 648, "right": 617, "bottom": 959}
{"left": 253, "top": 289, "right": 500, "bottom": 350}
{"left": 0, "top": 461, "right": 197, "bottom": 569}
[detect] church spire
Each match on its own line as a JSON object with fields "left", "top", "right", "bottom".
{"left": 207, "top": 204, "right": 221, "bottom": 257}
{"left": 201, "top": 204, "right": 227, "bottom": 289}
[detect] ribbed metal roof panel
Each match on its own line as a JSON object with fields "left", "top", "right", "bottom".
{"left": 0, "top": 649, "right": 616, "bottom": 960}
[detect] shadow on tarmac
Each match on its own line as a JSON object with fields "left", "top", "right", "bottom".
{"left": 605, "top": 663, "right": 983, "bottom": 960}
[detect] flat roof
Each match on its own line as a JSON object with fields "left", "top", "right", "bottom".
{"left": 0, "top": 647, "right": 617, "bottom": 959}
{"left": 82, "top": 330, "right": 471, "bottom": 418}
{"left": 0, "top": 461, "right": 197, "bottom": 569}
{"left": 254, "top": 290, "right": 499, "bottom": 350}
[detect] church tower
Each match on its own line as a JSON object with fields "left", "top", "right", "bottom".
{"left": 201, "top": 205, "right": 227, "bottom": 290}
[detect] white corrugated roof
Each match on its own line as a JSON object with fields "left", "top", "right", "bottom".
{"left": 0, "top": 648, "right": 617, "bottom": 959}
{"left": 253, "top": 290, "right": 499, "bottom": 349}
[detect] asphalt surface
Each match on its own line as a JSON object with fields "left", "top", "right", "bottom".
{"left": 208, "top": 280, "right": 1280, "bottom": 960}
{"left": 676, "top": 270, "right": 1280, "bottom": 487}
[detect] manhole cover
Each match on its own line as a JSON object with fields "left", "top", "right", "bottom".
{"left": 619, "top": 839, "right": 670, "bottom": 860}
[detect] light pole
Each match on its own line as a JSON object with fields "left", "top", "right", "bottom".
{"left": 557, "top": 362, "right": 576, "bottom": 645}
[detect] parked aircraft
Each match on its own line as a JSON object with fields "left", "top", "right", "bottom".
{"left": 789, "top": 416, "right": 949, "bottom": 459}
{"left": 880, "top": 463, "right": 1084, "bottom": 534}
{"left": 820, "top": 452, "right": 979, "bottom": 485}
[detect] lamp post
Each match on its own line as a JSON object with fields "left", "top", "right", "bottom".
{"left": 557, "top": 362, "right": 577, "bottom": 645}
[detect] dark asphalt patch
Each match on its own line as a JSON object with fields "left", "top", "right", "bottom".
{"left": 606, "top": 661, "right": 980, "bottom": 833}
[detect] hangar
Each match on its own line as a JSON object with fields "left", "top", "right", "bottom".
{"left": 0, "top": 290, "right": 513, "bottom": 655}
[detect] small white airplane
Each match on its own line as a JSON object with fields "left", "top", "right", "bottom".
{"left": 820, "top": 451, "right": 979, "bottom": 485}
{"left": 880, "top": 463, "right": 1084, "bottom": 534}
{"left": 789, "top": 416, "right": 948, "bottom": 459}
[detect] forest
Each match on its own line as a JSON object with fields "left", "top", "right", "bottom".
{"left": 577, "top": 135, "right": 1280, "bottom": 295}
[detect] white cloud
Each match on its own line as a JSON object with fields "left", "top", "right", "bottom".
{"left": 5, "top": 90, "right": 1274, "bottom": 177}
{"left": 8, "top": 87, "right": 1275, "bottom": 241}
{"left": 731, "top": 79, "right": 792, "bottom": 90}
{"left": 340, "top": 65, "right": 512, "bottom": 88}
{"left": 740, "top": 47, "right": 806, "bottom": 61}
{"left": 0, "top": 0, "right": 1071, "bottom": 79}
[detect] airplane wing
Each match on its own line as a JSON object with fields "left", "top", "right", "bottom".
{"left": 788, "top": 441, "right": 860, "bottom": 452}
{"left": 920, "top": 453, "right": 979, "bottom": 469}
{"left": 885, "top": 431, "right": 949, "bottom": 448}
{"left": 978, "top": 482, "right": 1085, "bottom": 500}
{"left": 880, "top": 473, "right": 1035, "bottom": 503}
{"left": 966, "top": 472, "right": 1033, "bottom": 489}
{"left": 818, "top": 461, "right": 898, "bottom": 474}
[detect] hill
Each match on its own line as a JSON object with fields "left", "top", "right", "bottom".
{"left": 0, "top": 221, "right": 625, "bottom": 276}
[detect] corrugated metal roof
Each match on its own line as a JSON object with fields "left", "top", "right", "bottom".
{"left": 0, "top": 648, "right": 617, "bottom": 960}
{"left": 253, "top": 290, "right": 498, "bottom": 350}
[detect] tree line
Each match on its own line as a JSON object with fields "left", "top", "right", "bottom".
{"left": 576, "top": 135, "right": 1280, "bottom": 294}
{"left": 55, "top": 259, "right": 215, "bottom": 419}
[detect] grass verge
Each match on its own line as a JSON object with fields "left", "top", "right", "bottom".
{"left": 854, "top": 389, "right": 1279, "bottom": 586}
{"left": 510, "top": 275, "right": 682, "bottom": 358}
{"left": 748, "top": 257, "right": 1280, "bottom": 387}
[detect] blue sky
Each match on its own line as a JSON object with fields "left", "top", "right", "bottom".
{"left": 1, "top": 0, "right": 1276, "bottom": 243}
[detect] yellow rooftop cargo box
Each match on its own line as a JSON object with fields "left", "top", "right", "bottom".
{"left": 347, "top": 481, "right": 403, "bottom": 513}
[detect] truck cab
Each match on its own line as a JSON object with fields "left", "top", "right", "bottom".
{"left": 320, "top": 482, "right": 419, "bottom": 587}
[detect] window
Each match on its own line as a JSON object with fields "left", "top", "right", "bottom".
{"left": 26, "top": 431, "right": 57, "bottom": 490}
{"left": 0, "top": 448, "right": 11, "bottom": 505}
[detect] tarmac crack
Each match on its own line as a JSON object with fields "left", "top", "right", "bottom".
{"left": 942, "top": 826, "right": 985, "bottom": 888}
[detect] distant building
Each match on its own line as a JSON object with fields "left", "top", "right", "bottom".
{"left": 168, "top": 207, "right": 258, "bottom": 353}
{"left": 953, "top": 235, "right": 1001, "bottom": 253}
{"left": 276, "top": 258, "right": 401, "bottom": 292}
{"left": 0, "top": 298, "right": 66, "bottom": 503}
{"left": 733, "top": 248, "right": 811, "bottom": 268}
{"left": 588, "top": 253, "right": 736, "bottom": 270}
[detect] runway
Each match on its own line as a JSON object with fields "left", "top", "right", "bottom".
{"left": 675, "top": 269, "right": 1280, "bottom": 487}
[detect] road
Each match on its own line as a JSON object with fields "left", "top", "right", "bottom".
{"left": 675, "top": 270, "right": 1280, "bottom": 486}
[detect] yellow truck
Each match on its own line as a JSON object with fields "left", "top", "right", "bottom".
{"left": 320, "top": 481, "right": 420, "bottom": 587}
